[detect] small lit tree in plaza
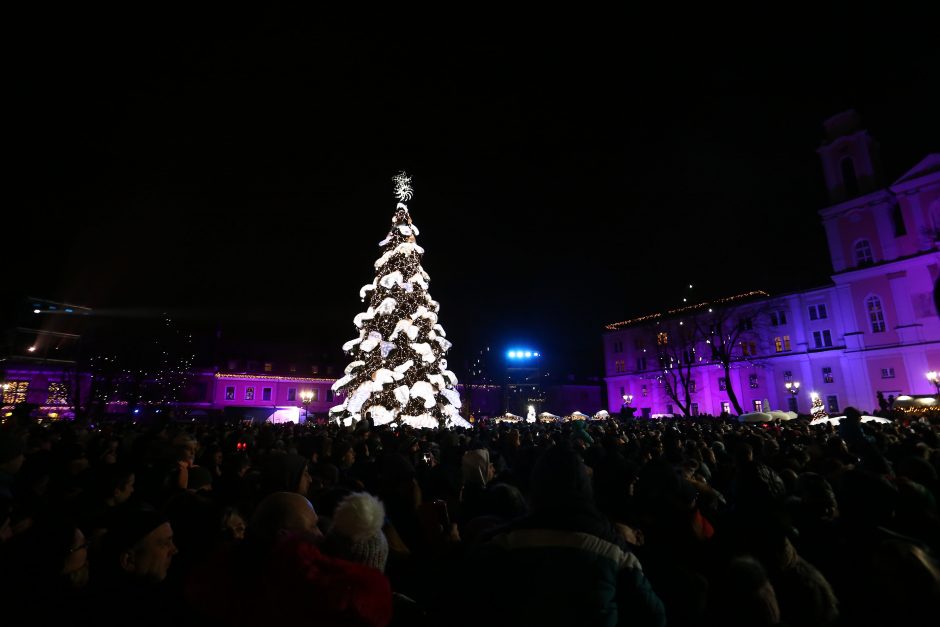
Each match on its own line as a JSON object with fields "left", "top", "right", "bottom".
{"left": 330, "top": 173, "right": 468, "bottom": 429}
{"left": 810, "top": 392, "right": 828, "bottom": 420}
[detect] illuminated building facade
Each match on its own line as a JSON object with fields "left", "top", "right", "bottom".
{"left": 604, "top": 113, "right": 940, "bottom": 416}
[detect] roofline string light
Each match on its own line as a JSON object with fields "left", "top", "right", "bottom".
{"left": 604, "top": 290, "right": 771, "bottom": 330}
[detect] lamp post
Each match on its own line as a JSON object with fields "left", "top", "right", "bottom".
{"left": 784, "top": 380, "right": 800, "bottom": 411}
{"left": 621, "top": 394, "right": 635, "bottom": 420}
{"left": 927, "top": 371, "right": 940, "bottom": 396}
{"left": 300, "top": 390, "right": 314, "bottom": 423}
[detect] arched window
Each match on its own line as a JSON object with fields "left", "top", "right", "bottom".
{"left": 855, "top": 239, "right": 874, "bottom": 266}
{"left": 841, "top": 157, "right": 859, "bottom": 197}
{"left": 891, "top": 203, "right": 906, "bottom": 237}
{"left": 866, "top": 295, "right": 886, "bottom": 333}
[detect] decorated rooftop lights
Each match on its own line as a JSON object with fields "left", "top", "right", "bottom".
{"left": 604, "top": 291, "right": 770, "bottom": 330}
{"left": 329, "top": 173, "right": 468, "bottom": 429}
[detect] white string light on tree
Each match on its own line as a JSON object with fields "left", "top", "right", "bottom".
{"left": 330, "top": 173, "right": 468, "bottom": 429}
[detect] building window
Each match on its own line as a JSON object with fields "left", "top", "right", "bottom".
{"left": 289, "top": 364, "right": 297, "bottom": 373}
{"left": 721, "top": 401, "right": 731, "bottom": 414}
{"left": 822, "top": 367, "right": 834, "bottom": 383}
{"left": 326, "top": 390, "right": 333, "bottom": 402}
{"left": 741, "top": 341, "right": 757, "bottom": 356}
{"left": 718, "top": 377, "right": 727, "bottom": 391}
{"left": 262, "top": 387, "right": 272, "bottom": 401}
{"left": 841, "top": 157, "right": 859, "bottom": 197}
{"left": 775, "top": 337, "right": 783, "bottom": 353}
{"left": 770, "top": 311, "right": 787, "bottom": 326}
{"left": 749, "top": 374, "right": 759, "bottom": 389}
{"left": 634, "top": 338, "right": 643, "bottom": 350}
{"left": 855, "top": 239, "right": 874, "bottom": 266}
{"left": 245, "top": 387, "right": 255, "bottom": 401}
{"left": 310, "top": 389, "right": 320, "bottom": 401}
{"left": 826, "top": 395, "right": 839, "bottom": 413}
{"left": 326, "top": 366, "right": 334, "bottom": 375}
{"left": 636, "top": 357, "right": 647, "bottom": 371}
{"left": 47, "top": 382, "right": 69, "bottom": 405}
{"left": 264, "top": 363, "right": 273, "bottom": 373}
{"left": 812, "top": 330, "right": 833, "bottom": 348}
{"left": 690, "top": 402, "right": 699, "bottom": 416}
{"left": 881, "top": 367, "right": 895, "bottom": 379}
{"left": 891, "top": 203, "right": 907, "bottom": 237}
{"left": 615, "top": 360, "right": 626, "bottom": 373}
{"left": 2, "top": 381, "right": 29, "bottom": 405}
{"left": 311, "top": 365, "right": 319, "bottom": 375}
{"left": 641, "top": 384, "right": 648, "bottom": 397}
{"left": 784, "top": 370, "right": 793, "bottom": 382}
{"left": 288, "top": 387, "right": 297, "bottom": 401}
{"left": 689, "top": 380, "right": 697, "bottom": 393}
{"left": 619, "top": 386, "right": 625, "bottom": 396}
{"left": 753, "top": 399, "right": 763, "bottom": 412}
{"left": 783, "top": 335, "right": 791, "bottom": 351}
{"left": 225, "top": 386, "right": 235, "bottom": 401}
{"left": 808, "top": 304, "right": 828, "bottom": 320}
{"left": 657, "top": 332, "right": 668, "bottom": 346}
{"left": 867, "top": 296, "right": 886, "bottom": 333}
{"left": 613, "top": 340, "right": 623, "bottom": 353}
{"left": 738, "top": 317, "right": 753, "bottom": 331}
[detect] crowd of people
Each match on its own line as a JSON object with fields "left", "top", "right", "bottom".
{"left": 1, "top": 407, "right": 939, "bottom": 626}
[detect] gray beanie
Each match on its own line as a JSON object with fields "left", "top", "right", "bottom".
{"left": 326, "top": 492, "right": 389, "bottom": 572}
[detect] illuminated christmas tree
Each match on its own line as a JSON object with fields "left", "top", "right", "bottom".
{"left": 810, "top": 392, "right": 828, "bottom": 419}
{"left": 330, "top": 173, "right": 469, "bottom": 429}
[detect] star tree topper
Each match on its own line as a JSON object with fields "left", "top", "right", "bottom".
{"left": 393, "top": 171, "right": 414, "bottom": 202}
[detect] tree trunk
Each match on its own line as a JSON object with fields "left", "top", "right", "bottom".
{"left": 723, "top": 363, "right": 744, "bottom": 415}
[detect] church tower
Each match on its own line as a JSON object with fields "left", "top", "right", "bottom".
{"left": 817, "top": 109, "right": 883, "bottom": 204}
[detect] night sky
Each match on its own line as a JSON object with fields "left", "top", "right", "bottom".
{"left": 8, "top": 5, "right": 939, "bottom": 378}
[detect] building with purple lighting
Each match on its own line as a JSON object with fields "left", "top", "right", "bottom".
{"left": 604, "top": 112, "right": 940, "bottom": 417}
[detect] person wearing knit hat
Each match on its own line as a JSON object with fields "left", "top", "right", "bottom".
{"left": 323, "top": 492, "right": 389, "bottom": 572}
{"left": 101, "top": 507, "right": 178, "bottom": 582}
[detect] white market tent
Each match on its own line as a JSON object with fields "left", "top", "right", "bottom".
{"left": 892, "top": 395, "right": 938, "bottom": 409}
{"left": 538, "top": 411, "right": 561, "bottom": 422}
{"left": 568, "top": 410, "right": 590, "bottom": 421}
{"left": 810, "top": 414, "right": 892, "bottom": 426}
{"left": 593, "top": 410, "right": 610, "bottom": 420}
{"left": 496, "top": 412, "right": 523, "bottom": 423}
{"left": 738, "top": 411, "right": 775, "bottom": 423}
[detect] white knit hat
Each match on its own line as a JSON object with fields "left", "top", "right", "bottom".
{"left": 326, "top": 492, "right": 389, "bottom": 572}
